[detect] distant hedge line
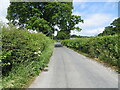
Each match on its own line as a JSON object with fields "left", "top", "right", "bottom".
{"left": 62, "top": 35, "right": 120, "bottom": 72}
{"left": 1, "top": 26, "right": 54, "bottom": 88}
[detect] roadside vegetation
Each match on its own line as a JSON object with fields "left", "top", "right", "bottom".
{"left": 1, "top": 25, "right": 54, "bottom": 88}
{"left": 62, "top": 17, "right": 120, "bottom": 73}
{"left": 2, "top": 1, "right": 119, "bottom": 88}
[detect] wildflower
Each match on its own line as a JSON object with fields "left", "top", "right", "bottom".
{"left": 38, "top": 51, "right": 41, "bottom": 54}
{"left": 34, "top": 52, "right": 38, "bottom": 54}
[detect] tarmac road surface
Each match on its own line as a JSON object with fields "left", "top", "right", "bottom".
{"left": 29, "top": 45, "right": 118, "bottom": 88}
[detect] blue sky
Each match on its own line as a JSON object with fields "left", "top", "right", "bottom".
{"left": 71, "top": 1, "right": 118, "bottom": 36}
{"left": 0, "top": 0, "right": 118, "bottom": 36}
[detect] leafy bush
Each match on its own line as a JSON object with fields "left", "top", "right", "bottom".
{"left": 2, "top": 26, "right": 54, "bottom": 88}
{"left": 62, "top": 35, "right": 120, "bottom": 72}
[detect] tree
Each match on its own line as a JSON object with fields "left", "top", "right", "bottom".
{"left": 98, "top": 26, "right": 115, "bottom": 36}
{"left": 7, "top": 2, "right": 83, "bottom": 37}
{"left": 56, "top": 31, "right": 70, "bottom": 40}
{"left": 98, "top": 17, "right": 120, "bottom": 36}
{"left": 57, "top": 15, "right": 83, "bottom": 39}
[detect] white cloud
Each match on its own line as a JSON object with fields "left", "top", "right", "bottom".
{"left": 72, "top": 1, "right": 118, "bottom": 36}
{"left": 79, "top": 27, "right": 105, "bottom": 36}
{"left": 79, "top": 13, "right": 114, "bottom": 28}
{"left": 0, "top": 0, "right": 10, "bottom": 23}
{"left": 72, "top": 12, "right": 117, "bottom": 36}
{"left": 71, "top": 27, "right": 104, "bottom": 36}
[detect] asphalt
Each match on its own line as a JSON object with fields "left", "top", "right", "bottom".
{"left": 29, "top": 45, "right": 118, "bottom": 88}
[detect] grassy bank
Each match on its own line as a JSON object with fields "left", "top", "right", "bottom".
{"left": 1, "top": 26, "right": 54, "bottom": 88}
{"left": 61, "top": 35, "right": 120, "bottom": 72}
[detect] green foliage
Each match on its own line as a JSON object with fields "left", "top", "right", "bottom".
{"left": 56, "top": 31, "right": 70, "bottom": 40}
{"left": 26, "top": 17, "right": 52, "bottom": 35}
{"left": 62, "top": 35, "right": 120, "bottom": 72}
{"left": 98, "top": 17, "right": 120, "bottom": 36}
{"left": 2, "top": 26, "right": 54, "bottom": 88}
{"left": 7, "top": 2, "right": 83, "bottom": 37}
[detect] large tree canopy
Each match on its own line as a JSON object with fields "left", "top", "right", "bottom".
{"left": 98, "top": 17, "right": 120, "bottom": 36}
{"left": 7, "top": 2, "right": 83, "bottom": 37}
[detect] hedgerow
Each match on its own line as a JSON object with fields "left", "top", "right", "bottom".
{"left": 1, "top": 26, "right": 54, "bottom": 88}
{"left": 62, "top": 35, "right": 120, "bottom": 72}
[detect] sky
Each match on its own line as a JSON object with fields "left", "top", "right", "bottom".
{"left": 0, "top": 0, "right": 10, "bottom": 23}
{"left": 0, "top": 0, "right": 118, "bottom": 36}
{"left": 72, "top": 1, "right": 118, "bottom": 36}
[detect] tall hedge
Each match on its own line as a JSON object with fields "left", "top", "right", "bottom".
{"left": 2, "top": 26, "right": 54, "bottom": 88}
{"left": 62, "top": 35, "right": 120, "bottom": 72}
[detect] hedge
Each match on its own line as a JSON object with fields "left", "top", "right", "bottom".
{"left": 62, "top": 35, "right": 120, "bottom": 72}
{"left": 1, "top": 26, "right": 54, "bottom": 88}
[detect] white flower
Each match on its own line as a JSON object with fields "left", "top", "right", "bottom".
{"left": 34, "top": 51, "right": 42, "bottom": 55}
{"left": 34, "top": 52, "right": 38, "bottom": 54}
{"left": 38, "top": 54, "right": 41, "bottom": 56}
{"left": 38, "top": 51, "right": 41, "bottom": 54}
